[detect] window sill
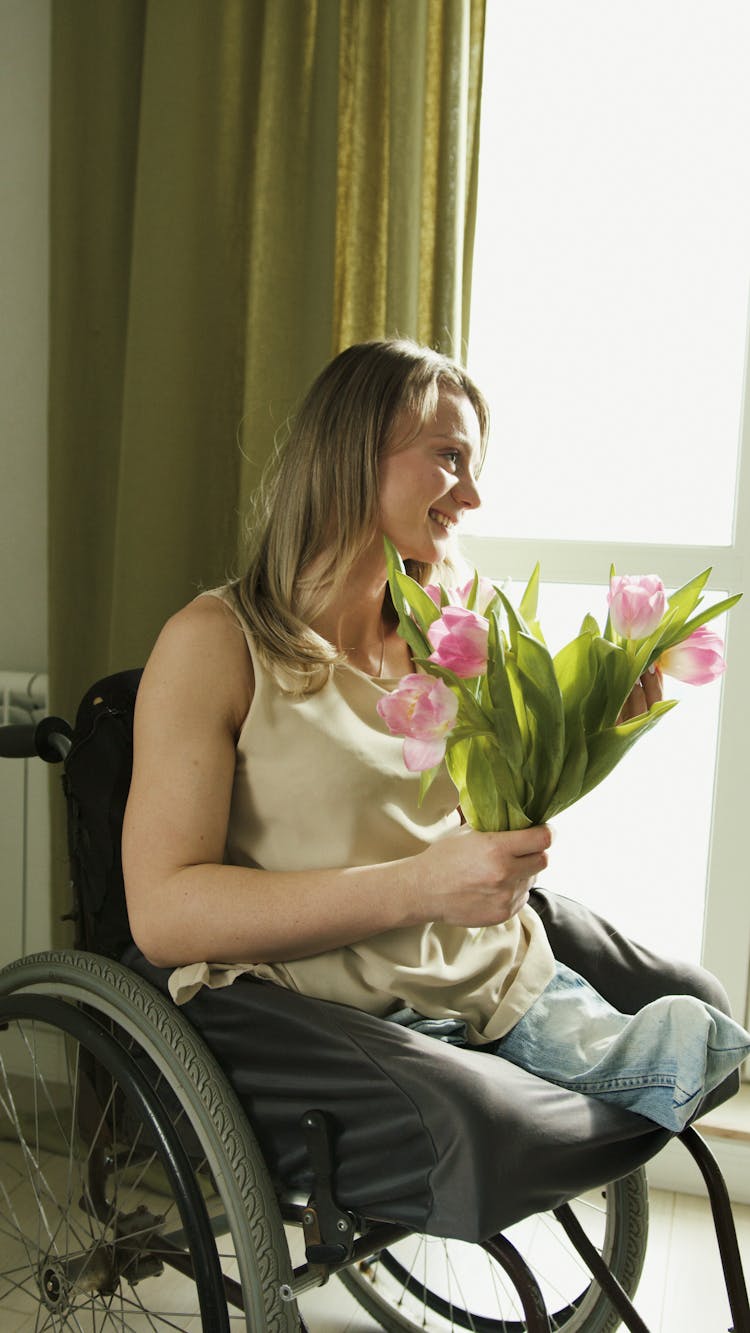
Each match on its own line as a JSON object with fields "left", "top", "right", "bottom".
{"left": 646, "top": 1085, "right": 750, "bottom": 1203}
{"left": 699, "top": 1082, "right": 750, "bottom": 1144}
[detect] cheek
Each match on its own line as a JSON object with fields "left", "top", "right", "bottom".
{"left": 377, "top": 453, "right": 445, "bottom": 523}
{"left": 379, "top": 461, "right": 418, "bottom": 510}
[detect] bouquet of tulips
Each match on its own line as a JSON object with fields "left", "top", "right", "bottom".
{"left": 377, "top": 538, "right": 741, "bottom": 833}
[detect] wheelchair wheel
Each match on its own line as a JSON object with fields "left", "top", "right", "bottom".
{"left": 0, "top": 951, "right": 299, "bottom": 1331}
{"left": 0, "top": 992, "right": 233, "bottom": 1329}
{"left": 340, "top": 1167, "right": 649, "bottom": 1332}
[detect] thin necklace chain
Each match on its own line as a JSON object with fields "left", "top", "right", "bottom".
{"left": 343, "top": 617, "right": 387, "bottom": 677}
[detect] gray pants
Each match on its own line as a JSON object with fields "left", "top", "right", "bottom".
{"left": 123, "top": 887, "right": 739, "bottom": 1244}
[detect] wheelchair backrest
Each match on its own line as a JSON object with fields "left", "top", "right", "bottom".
{"left": 63, "top": 668, "right": 142, "bottom": 958}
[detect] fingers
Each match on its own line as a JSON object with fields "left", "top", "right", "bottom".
{"left": 619, "top": 683, "right": 647, "bottom": 721}
{"left": 618, "top": 665, "right": 665, "bottom": 722}
{"left": 486, "top": 825, "right": 551, "bottom": 879}
{"left": 500, "top": 824, "right": 553, "bottom": 855}
{"left": 449, "top": 824, "right": 552, "bottom": 864}
{"left": 641, "top": 664, "right": 664, "bottom": 708}
{"left": 512, "top": 827, "right": 551, "bottom": 873}
{"left": 425, "top": 825, "right": 550, "bottom": 926}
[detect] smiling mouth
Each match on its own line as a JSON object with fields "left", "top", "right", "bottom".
{"left": 429, "top": 509, "right": 457, "bottom": 532}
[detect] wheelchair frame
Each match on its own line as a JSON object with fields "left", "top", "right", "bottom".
{"left": 0, "top": 676, "right": 747, "bottom": 1331}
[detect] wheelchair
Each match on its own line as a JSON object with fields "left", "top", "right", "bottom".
{"left": 0, "top": 670, "right": 747, "bottom": 1331}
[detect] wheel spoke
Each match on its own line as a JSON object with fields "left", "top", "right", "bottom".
{"left": 341, "top": 1171, "right": 649, "bottom": 1331}
{"left": 0, "top": 1003, "right": 232, "bottom": 1328}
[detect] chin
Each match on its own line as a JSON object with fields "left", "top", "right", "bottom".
{"left": 408, "top": 544, "right": 445, "bottom": 567}
{"left": 429, "top": 531, "right": 458, "bottom": 565}
{"left": 386, "top": 526, "right": 455, "bottom": 568}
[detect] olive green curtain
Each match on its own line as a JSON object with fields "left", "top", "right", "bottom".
{"left": 48, "top": 0, "right": 486, "bottom": 934}
{"left": 236, "top": 0, "right": 487, "bottom": 523}
{"left": 332, "top": 0, "right": 485, "bottom": 352}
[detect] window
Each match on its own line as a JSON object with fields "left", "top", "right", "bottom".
{"left": 466, "top": 2, "right": 750, "bottom": 1022}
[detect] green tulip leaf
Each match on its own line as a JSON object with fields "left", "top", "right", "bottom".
{"left": 519, "top": 562, "right": 540, "bottom": 622}
{"left": 575, "top": 637, "right": 620, "bottom": 732}
{"left": 465, "top": 739, "right": 503, "bottom": 830}
{"left": 445, "top": 740, "right": 478, "bottom": 827}
{"left": 486, "top": 610, "right": 525, "bottom": 770}
{"left": 519, "top": 564, "right": 546, "bottom": 642}
{"left": 598, "top": 639, "right": 642, "bottom": 729}
{"left": 495, "top": 587, "right": 531, "bottom": 651}
{"left": 578, "top": 698, "right": 678, "bottom": 802}
{"left": 446, "top": 723, "right": 496, "bottom": 744}
{"left": 504, "top": 653, "right": 532, "bottom": 755}
{"left": 666, "top": 568, "right": 712, "bottom": 624}
{"left": 418, "top": 765, "right": 441, "bottom": 805}
{"left": 464, "top": 569, "right": 480, "bottom": 611}
{"left": 552, "top": 633, "right": 598, "bottom": 811}
{"left": 545, "top": 711, "right": 589, "bottom": 818}
{"left": 392, "top": 569, "right": 442, "bottom": 634}
{"left": 603, "top": 564, "right": 617, "bottom": 642}
{"left": 554, "top": 633, "right": 597, "bottom": 714}
{"left": 628, "top": 605, "right": 695, "bottom": 675}
{"left": 654, "top": 592, "right": 743, "bottom": 657}
{"left": 483, "top": 733, "right": 528, "bottom": 815}
{"left": 514, "top": 632, "right": 565, "bottom": 815}
{"left": 469, "top": 735, "right": 529, "bottom": 828}
{"left": 384, "top": 538, "right": 433, "bottom": 657}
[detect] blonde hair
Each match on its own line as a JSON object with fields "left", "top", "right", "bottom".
{"left": 230, "top": 338, "right": 490, "bottom": 693}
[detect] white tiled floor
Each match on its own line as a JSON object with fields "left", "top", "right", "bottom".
{"left": 1, "top": 1123, "right": 748, "bottom": 1329}
{"left": 0, "top": 1186, "right": 747, "bottom": 1329}
{"left": 296, "top": 1187, "right": 750, "bottom": 1331}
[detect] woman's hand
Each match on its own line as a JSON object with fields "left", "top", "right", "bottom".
{"left": 617, "top": 665, "right": 664, "bottom": 723}
{"left": 416, "top": 824, "right": 552, "bottom": 928}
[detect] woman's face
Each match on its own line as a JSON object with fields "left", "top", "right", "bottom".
{"left": 377, "top": 386, "right": 482, "bottom": 566}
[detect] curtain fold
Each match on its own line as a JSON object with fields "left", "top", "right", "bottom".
{"left": 333, "top": 0, "right": 486, "bottom": 355}
{"left": 48, "top": 0, "right": 486, "bottom": 937}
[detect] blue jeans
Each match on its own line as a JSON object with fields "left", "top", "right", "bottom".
{"left": 493, "top": 961, "right": 750, "bottom": 1133}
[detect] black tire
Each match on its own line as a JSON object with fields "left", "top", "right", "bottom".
{"left": 0, "top": 951, "right": 300, "bottom": 1331}
{"left": 339, "top": 1168, "right": 649, "bottom": 1332}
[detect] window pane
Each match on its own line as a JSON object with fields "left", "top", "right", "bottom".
{"left": 467, "top": 2, "right": 750, "bottom": 545}
{"left": 489, "top": 578, "right": 725, "bottom": 962}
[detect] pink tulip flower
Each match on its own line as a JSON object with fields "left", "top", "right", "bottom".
{"left": 658, "top": 626, "right": 726, "bottom": 685}
{"left": 428, "top": 606, "right": 490, "bottom": 677}
{"left": 376, "top": 673, "right": 459, "bottom": 771}
{"left": 608, "top": 574, "right": 667, "bottom": 640}
{"left": 425, "top": 576, "right": 497, "bottom": 615}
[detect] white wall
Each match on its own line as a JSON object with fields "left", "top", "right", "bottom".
{"left": 0, "top": 0, "right": 50, "bottom": 672}
{"left": 0, "top": 0, "right": 51, "bottom": 963}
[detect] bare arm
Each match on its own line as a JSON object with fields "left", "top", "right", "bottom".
{"left": 122, "top": 596, "right": 551, "bottom": 969}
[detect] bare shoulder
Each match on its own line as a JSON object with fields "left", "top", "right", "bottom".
{"left": 138, "top": 592, "right": 254, "bottom": 740}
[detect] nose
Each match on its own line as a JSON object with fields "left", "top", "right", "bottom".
{"left": 453, "top": 471, "right": 481, "bottom": 511}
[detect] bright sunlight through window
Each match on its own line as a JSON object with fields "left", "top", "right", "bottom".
{"left": 465, "top": 3, "right": 750, "bottom": 968}
{"left": 467, "top": 1, "right": 750, "bottom": 546}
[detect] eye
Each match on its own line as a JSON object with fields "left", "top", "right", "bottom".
{"left": 441, "top": 450, "right": 460, "bottom": 470}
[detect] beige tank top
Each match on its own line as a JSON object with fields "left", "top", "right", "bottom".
{"left": 168, "top": 591, "right": 555, "bottom": 1043}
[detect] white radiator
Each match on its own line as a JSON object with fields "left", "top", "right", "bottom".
{"left": 0, "top": 670, "right": 52, "bottom": 968}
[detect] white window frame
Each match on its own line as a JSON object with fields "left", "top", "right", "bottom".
{"left": 462, "top": 310, "right": 750, "bottom": 1028}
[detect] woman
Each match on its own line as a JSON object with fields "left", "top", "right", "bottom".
{"left": 121, "top": 338, "right": 746, "bottom": 1240}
